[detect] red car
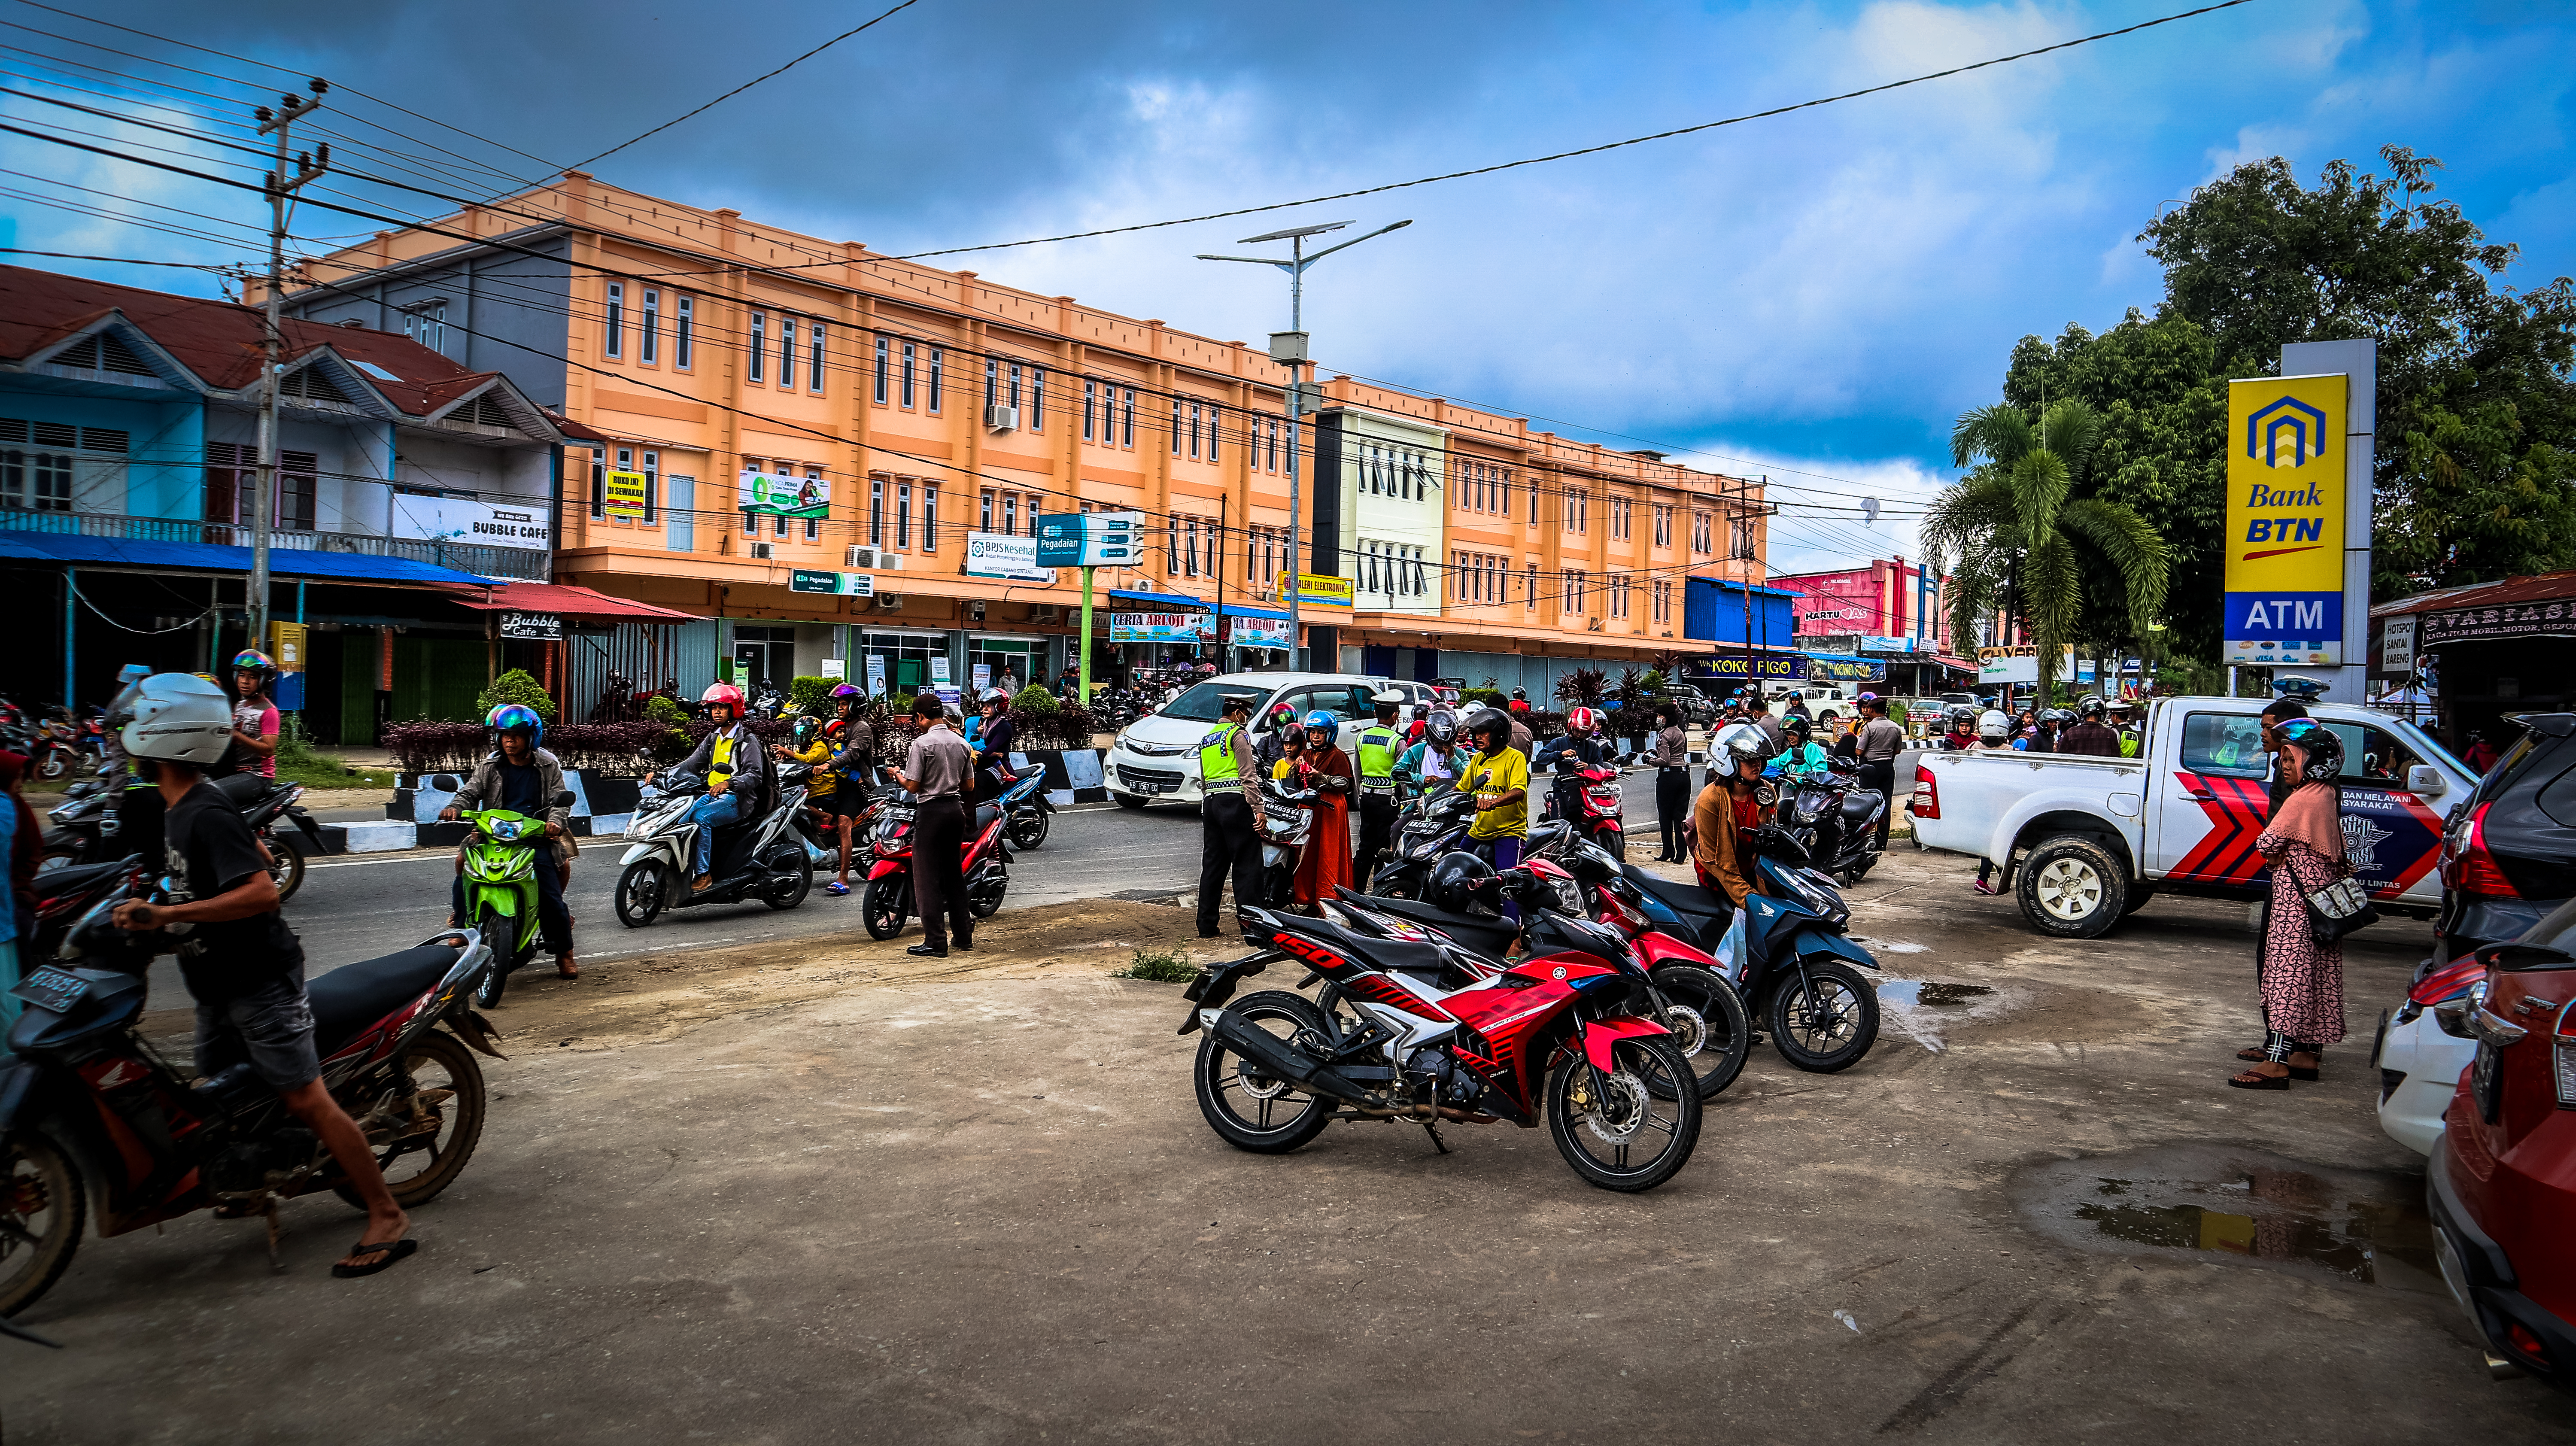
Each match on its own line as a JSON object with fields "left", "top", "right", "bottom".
{"left": 2430, "top": 918, "right": 2576, "bottom": 1391}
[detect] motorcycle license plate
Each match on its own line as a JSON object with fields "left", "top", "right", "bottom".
{"left": 10, "top": 966, "right": 89, "bottom": 1014}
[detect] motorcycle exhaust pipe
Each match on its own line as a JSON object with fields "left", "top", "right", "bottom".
{"left": 1207, "top": 1011, "right": 1374, "bottom": 1101}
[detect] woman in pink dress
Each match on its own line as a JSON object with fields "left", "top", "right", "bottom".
{"left": 2231, "top": 722, "right": 2349, "bottom": 1090}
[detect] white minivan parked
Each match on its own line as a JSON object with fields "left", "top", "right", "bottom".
{"left": 1103, "top": 671, "right": 1410, "bottom": 809}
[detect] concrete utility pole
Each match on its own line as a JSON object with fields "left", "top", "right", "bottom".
{"left": 249, "top": 79, "right": 329, "bottom": 653}
{"left": 1197, "top": 219, "right": 1411, "bottom": 671}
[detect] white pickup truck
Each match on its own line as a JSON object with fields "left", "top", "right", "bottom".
{"left": 1910, "top": 696, "right": 2474, "bottom": 938}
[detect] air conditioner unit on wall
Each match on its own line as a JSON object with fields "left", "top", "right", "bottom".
{"left": 984, "top": 405, "right": 1019, "bottom": 433}
{"left": 750, "top": 541, "right": 776, "bottom": 560}
{"left": 846, "top": 545, "right": 877, "bottom": 568}
{"left": 878, "top": 554, "right": 904, "bottom": 571}
{"left": 873, "top": 592, "right": 903, "bottom": 611}
{"left": 1031, "top": 605, "right": 1063, "bottom": 623}
{"left": 966, "top": 600, "right": 987, "bottom": 622}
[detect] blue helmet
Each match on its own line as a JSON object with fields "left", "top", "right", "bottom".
{"left": 1303, "top": 710, "right": 1337, "bottom": 732}
{"left": 486, "top": 702, "right": 544, "bottom": 747}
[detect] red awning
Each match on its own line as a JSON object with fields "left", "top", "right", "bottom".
{"left": 438, "top": 581, "right": 704, "bottom": 623}
{"left": 1934, "top": 655, "right": 1976, "bottom": 671}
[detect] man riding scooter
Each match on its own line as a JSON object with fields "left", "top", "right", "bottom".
{"left": 440, "top": 704, "right": 576, "bottom": 979}
{"left": 1532, "top": 705, "right": 1610, "bottom": 826}
{"left": 673, "top": 683, "right": 774, "bottom": 892}
{"left": 1460, "top": 709, "right": 1531, "bottom": 918}
{"left": 815, "top": 683, "right": 874, "bottom": 896}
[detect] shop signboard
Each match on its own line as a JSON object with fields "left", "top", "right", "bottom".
{"left": 1110, "top": 611, "right": 1214, "bottom": 644}
{"left": 963, "top": 530, "right": 1056, "bottom": 583}
{"left": 738, "top": 469, "right": 830, "bottom": 519}
{"left": 1034, "top": 510, "right": 1145, "bottom": 567}
{"left": 601, "top": 470, "right": 649, "bottom": 522}
{"left": 1276, "top": 572, "right": 1353, "bottom": 609}
{"left": 498, "top": 611, "right": 560, "bottom": 641}
{"left": 2381, "top": 614, "right": 2417, "bottom": 676}
{"left": 392, "top": 493, "right": 552, "bottom": 550}
{"left": 788, "top": 569, "right": 876, "bottom": 597}
{"left": 2224, "top": 374, "right": 2348, "bottom": 665}
{"left": 2416, "top": 601, "right": 2576, "bottom": 647}
{"left": 1857, "top": 635, "right": 1911, "bottom": 654}
{"left": 1978, "top": 646, "right": 2039, "bottom": 686}
{"left": 1689, "top": 655, "right": 1804, "bottom": 683}
{"left": 1225, "top": 614, "right": 1291, "bottom": 647}
{"left": 1805, "top": 656, "right": 1886, "bottom": 684}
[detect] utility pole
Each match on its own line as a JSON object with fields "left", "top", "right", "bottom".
{"left": 1198, "top": 218, "right": 1411, "bottom": 671}
{"left": 249, "top": 79, "right": 329, "bottom": 654}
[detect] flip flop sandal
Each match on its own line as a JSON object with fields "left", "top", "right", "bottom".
{"left": 2226, "top": 1069, "right": 2291, "bottom": 1091}
{"left": 825, "top": 881, "right": 850, "bottom": 896}
{"left": 331, "top": 1237, "right": 418, "bottom": 1279}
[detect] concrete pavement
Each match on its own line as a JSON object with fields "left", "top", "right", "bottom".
{"left": 8, "top": 848, "right": 2570, "bottom": 1443}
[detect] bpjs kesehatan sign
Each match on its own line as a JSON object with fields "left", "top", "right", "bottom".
{"left": 738, "top": 469, "right": 829, "bottom": 520}
{"left": 2224, "top": 374, "right": 2347, "bottom": 666}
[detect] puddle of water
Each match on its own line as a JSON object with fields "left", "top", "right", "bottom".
{"left": 1856, "top": 937, "right": 1929, "bottom": 954}
{"left": 2014, "top": 1145, "right": 2436, "bottom": 1289}
{"left": 1875, "top": 979, "right": 1999, "bottom": 1053}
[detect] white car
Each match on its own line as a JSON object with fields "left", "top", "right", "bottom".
{"left": 1104, "top": 671, "right": 1409, "bottom": 810}
{"left": 2373, "top": 954, "right": 2482, "bottom": 1156}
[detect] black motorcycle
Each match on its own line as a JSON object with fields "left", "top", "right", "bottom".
{"left": 1781, "top": 762, "right": 1886, "bottom": 886}
{"left": 42, "top": 772, "right": 323, "bottom": 902}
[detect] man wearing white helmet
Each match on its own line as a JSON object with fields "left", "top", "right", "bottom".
{"left": 106, "top": 675, "right": 415, "bottom": 1279}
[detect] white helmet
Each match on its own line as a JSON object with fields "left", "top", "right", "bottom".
{"left": 982, "top": 687, "right": 1012, "bottom": 704}
{"left": 1978, "top": 709, "right": 2011, "bottom": 742}
{"left": 121, "top": 673, "right": 234, "bottom": 766}
{"left": 1712, "top": 721, "right": 1772, "bottom": 771}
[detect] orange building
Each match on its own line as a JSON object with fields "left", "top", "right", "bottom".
{"left": 268, "top": 173, "right": 1765, "bottom": 703}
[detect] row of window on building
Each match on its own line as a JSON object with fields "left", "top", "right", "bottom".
{"left": 1447, "top": 549, "right": 1674, "bottom": 623}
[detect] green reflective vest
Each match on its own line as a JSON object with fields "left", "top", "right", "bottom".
{"left": 1357, "top": 724, "right": 1400, "bottom": 792}
{"left": 1199, "top": 723, "right": 1245, "bottom": 795}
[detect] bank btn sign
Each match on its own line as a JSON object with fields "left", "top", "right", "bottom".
{"left": 2224, "top": 374, "right": 2347, "bottom": 666}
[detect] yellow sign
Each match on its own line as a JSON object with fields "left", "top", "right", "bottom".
{"left": 603, "top": 469, "right": 650, "bottom": 521}
{"left": 2224, "top": 374, "right": 2347, "bottom": 665}
{"left": 1277, "top": 571, "right": 1352, "bottom": 609}
{"left": 267, "top": 621, "right": 307, "bottom": 671}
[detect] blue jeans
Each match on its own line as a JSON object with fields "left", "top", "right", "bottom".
{"left": 690, "top": 792, "right": 749, "bottom": 876}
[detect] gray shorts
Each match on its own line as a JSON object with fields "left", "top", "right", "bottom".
{"left": 194, "top": 966, "right": 320, "bottom": 1091}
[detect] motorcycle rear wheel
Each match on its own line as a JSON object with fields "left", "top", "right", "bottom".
{"left": 1194, "top": 990, "right": 1335, "bottom": 1153}
{"left": 0, "top": 1127, "right": 84, "bottom": 1318}
{"left": 762, "top": 845, "right": 812, "bottom": 910}
{"left": 1767, "top": 959, "right": 1880, "bottom": 1073}
{"left": 473, "top": 914, "right": 512, "bottom": 1009}
{"left": 1008, "top": 807, "right": 1049, "bottom": 849}
{"left": 336, "top": 1029, "right": 486, "bottom": 1210}
{"left": 614, "top": 858, "right": 668, "bottom": 929}
{"left": 265, "top": 832, "right": 306, "bottom": 903}
{"left": 862, "top": 875, "right": 909, "bottom": 940}
{"left": 1648, "top": 965, "right": 1752, "bottom": 1100}
{"left": 1546, "top": 1034, "right": 1702, "bottom": 1192}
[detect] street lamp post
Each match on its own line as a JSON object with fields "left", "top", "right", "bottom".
{"left": 1197, "top": 219, "right": 1410, "bottom": 671}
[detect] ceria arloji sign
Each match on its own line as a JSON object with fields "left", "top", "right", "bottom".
{"left": 2224, "top": 374, "right": 2347, "bottom": 666}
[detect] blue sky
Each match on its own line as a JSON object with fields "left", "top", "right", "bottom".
{"left": 5, "top": 0, "right": 2570, "bottom": 571}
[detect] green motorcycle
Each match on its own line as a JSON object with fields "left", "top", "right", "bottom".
{"left": 451, "top": 790, "right": 571, "bottom": 1009}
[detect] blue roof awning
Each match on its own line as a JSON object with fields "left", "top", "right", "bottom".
{"left": 0, "top": 529, "right": 498, "bottom": 586}
{"left": 1218, "top": 602, "right": 1289, "bottom": 621}
{"left": 1106, "top": 588, "right": 1206, "bottom": 610}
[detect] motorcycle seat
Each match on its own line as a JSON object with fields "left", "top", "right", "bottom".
{"left": 1620, "top": 863, "right": 1731, "bottom": 918}
{"left": 1293, "top": 914, "right": 1452, "bottom": 981}
{"left": 210, "top": 773, "right": 272, "bottom": 808}
{"left": 1346, "top": 894, "right": 1519, "bottom": 961}
{"left": 36, "top": 859, "right": 131, "bottom": 899}
{"left": 307, "top": 943, "right": 463, "bottom": 1055}
{"left": 973, "top": 802, "right": 1005, "bottom": 832}
{"left": 1838, "top": 794, "right": 1882, "bottom": 823}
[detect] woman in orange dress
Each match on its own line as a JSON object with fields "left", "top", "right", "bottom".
{"left": 1284, "top": 711, "right": 1355, "bottom": 909}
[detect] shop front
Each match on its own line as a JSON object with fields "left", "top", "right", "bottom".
{"left": 967, "top": 633, "right": 1050, "bottom": 697}
{"left": 1102, "top": 589, "right": 1214, "bottom": 682}
{"left": 1221, "top": 605, "right": 1293, "bottom": 673}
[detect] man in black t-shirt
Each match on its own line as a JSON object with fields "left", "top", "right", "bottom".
{"left": 108, "top": 674, "right": 416, "bottom": 1279}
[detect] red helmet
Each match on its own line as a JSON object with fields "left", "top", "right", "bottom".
{"left": 1566, "top": 706, "right": 1599, "bottom": 733}
{"left": 702, "top": 682, "right": 745, "bottom": 713}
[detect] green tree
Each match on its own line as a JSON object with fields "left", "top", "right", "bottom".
{"left": 474, "top": 668, "right": 557, "bottom": 725}
{"left": 2139, "top": 145, "right": 2576, "bottom": 595}
{"left": 1924, "top": 399, "right": 2172, "bottom": 705}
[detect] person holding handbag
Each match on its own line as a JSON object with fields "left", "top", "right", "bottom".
{"left": 2231, "top": 720, "right": 2353, "bottom": 1090}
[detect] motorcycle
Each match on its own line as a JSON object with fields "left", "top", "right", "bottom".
{"left": 30, "top": 708, "right": 82, "bottom": 781}
{"left": 1252, "top": 775, "right": 1321, "bottom": 907}
{"left": 1328, "top": 851, "right": 1753, "bottom": 1102}
{"left": 1612, "top": 827, "right": 1882, "bottom": 1073}
{"left": 1780, "top": 761, "right": 1886, "bottom": 886}
{"left": 441, "top": 784, "right": 578, "bottom": 1009}
{"left": 26, "top": 854, "right": 145, "bottom": 962}
{"left": 1369, "top": 787, "right": 1579, "bottom": 900}
{"left": 990, "top": 760, "right": 1053, "bottom": 850}
{"left": 40, "top": 772, "right": 322, "bottom": 902}
{"left": 611, "top": 766, "right": 816, "bottom": 928}
{"left": 745, "top": 677, "right": 788, "bottom": 720}
{"left": 1544, "top": 760, "right": 1628, "bottom": 857}
{"left": 1179, "top": 876, "right": 1703, "bottom": 1192}
{"left": 857, "top": 787, "right": 1012, "bottom": 940}
{"left": 0, "top": 879, "right": 505, "bottom": 1316}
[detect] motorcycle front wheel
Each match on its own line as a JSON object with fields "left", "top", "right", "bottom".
{"left": 0, "top": 1127, "right": 84, "bottom": 1317}
{"left": 614, "top": 858, "right": 668, "bottom": 929}
{"left": 473, "top": 914, "right": 512, "bottom": 1009}
{"left": 862, "top": 875, "right": 909, "bottom": 940}
{"left": 1648, "top": 965, "right": 1752, "bottom": 1100}
{"left": 1007, "top": 807, "right": 1049, "bottom": 849}
{"left": 1546, "top": 1034, "right": 1702, "bottom": 1192}
{"left": 1194, "top": 990, "right": 1335, "bottom": 1153}
{"left": 1767, "top": 959, "right": 1881, "bottom": 1073}
{"left": 336, "top": 1029, "right": 487, "bottom": 1210}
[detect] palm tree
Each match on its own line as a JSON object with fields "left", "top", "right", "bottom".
{"left": 1923, "top": 399, "right": 2169, "bottom": 705}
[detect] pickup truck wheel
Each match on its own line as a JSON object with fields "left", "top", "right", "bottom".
{"left": 2016, "top": 835, "right": 2127, "bottom": 939}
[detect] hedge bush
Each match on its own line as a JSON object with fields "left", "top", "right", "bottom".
{"left": 546, "top": 721, "right": 671, "bottom": 775}
{"left": 1460, "top": 688, "right": 1505, "bottom": 710}
{"left": 382, "top": 721, "right": 489, "bottom": 776}
{"left": 474, "top": 668, "right": 557, "bottom": 725}
{"left": 643, "top": 693, "right": 685, "bottom": 725}
{"left": 788, "top": 674, "right": 838, "bottom": 716}
{"left": 1012, "top": 684, "right": 1060, "bottom": 715}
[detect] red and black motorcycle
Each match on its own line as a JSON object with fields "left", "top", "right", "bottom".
{"left": 857, "top": 787, "right": 1012, "bottom": 940}
{"left": 1180, "top": 874, "right": 1704, "bottom": 1192}
{"left": 1, "top": 879, "right": 505, "bottom": 1316}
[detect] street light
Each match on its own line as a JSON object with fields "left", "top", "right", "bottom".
{"left": 1198, "top": 218, "right": 1411, "bottom": 669}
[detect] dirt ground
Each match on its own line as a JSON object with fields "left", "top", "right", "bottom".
{"left": 11, "top": 850, "right": 2575, "bottom": 1444}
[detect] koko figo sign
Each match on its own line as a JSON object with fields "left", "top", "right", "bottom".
{"left": 2224, "top": 374, "right": 2347, "bottom": 666}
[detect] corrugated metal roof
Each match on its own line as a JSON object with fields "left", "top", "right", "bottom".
{"left": 438, "top": 581, "right": 702, "bottom": 622}
{"left": 2372, "top": 571, "right": 2576, "bottom": 617}
{"left": 0, "top": 529, "right": 490, "bottom": 584}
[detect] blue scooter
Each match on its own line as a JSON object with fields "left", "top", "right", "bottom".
{"left": 987, "top": 760, "right": 1054, "bottom": 850}
{"left": 1612, "top": 826, "right": 1880, "bottom": 1073}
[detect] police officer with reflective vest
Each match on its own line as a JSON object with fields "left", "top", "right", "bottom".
{"left": 1195, "top": 692, "right": 1264, "bottom": 942}
{"left": 1354, "top": 688, "right": 1406, "bottom": 881}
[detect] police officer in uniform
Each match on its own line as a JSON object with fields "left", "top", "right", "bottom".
{"left": 1195, "top": 693, "right": 1264, "bottom": 942}
{"left": 1354, "top": 688, "right": 1406, "bottom": 883}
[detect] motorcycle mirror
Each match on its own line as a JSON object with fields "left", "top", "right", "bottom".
{"left": 553, "top": 790, "right": 577, "bottom": 808}
{"left": 430, "top": 774, "right": 462, "bottom": 791}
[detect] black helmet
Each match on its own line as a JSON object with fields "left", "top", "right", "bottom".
{"left": 2077, "top": 694, "right": 2108, "bottom": 720}
{"left": 1946, "top": 703, "right": 1978, "bottom": 730}
{"left": 2277, "top": 720, "right": 2344, "bottom": 781}
{"left": 790, "top": 714, "right": 821, "bottom": 746}
{"left": 1425, "top": 709, "right": 1459, "bottom": 745}
{"left": 1427, "top": 851, "right": 1498, "bottom": 915}
{"left": 1783, "top": 714, "right": 1812, "bottom": 742}
{"left": 1467, "top": 708, "right": 1513, "bottom": 747}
